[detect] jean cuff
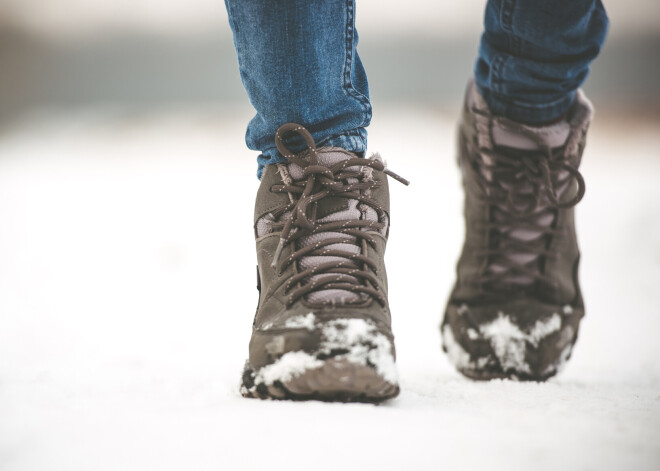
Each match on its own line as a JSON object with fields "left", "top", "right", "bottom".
{"left": 477, "top": 86, "right": 576, "bottom": 125}
{"left": 256, "top": 130, "right": 368, "bottom": 179}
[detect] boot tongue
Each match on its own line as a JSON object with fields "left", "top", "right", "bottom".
{"left": 286, "top": 148, "right": 355, "bottom": 179}
{"left": 286, "top": 149, "right": 356, "bottom": 218}
{"left": 466, "top": 82, "right": 578, "bottom": 287}
{"left": 491, "top": 119, "right": 570, "bottom": 150}
{"left": 287, "top": 149, "right": 380, "bottom": 305}
{"left": 485, "top": 120, "right": 573, "bottom": 286}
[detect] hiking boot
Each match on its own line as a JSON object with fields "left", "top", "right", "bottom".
{"left": 442, "top": 81, "right": 593, "bottom": 381}
{"left": 241, "top": 123, "right": 408, "bottom": 401}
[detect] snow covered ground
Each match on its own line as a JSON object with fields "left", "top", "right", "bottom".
{"left": 0, "top": 107, "right": 658, "bottom": 470}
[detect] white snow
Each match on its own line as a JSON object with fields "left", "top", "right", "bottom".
{"left": 442, "top": 324, "right": 476, "bottom": 370}
{"left": 477, "top": 312, "right": 562, "bottom": 373}
{"left": 466, "top": 328, "right": 479, "bottom": 340}
{"left": 0, "top": 107, "right": 659, "bottom": 471}
{"left": 283, "top": 313, "right": 317, "bottom": 330}
{"left": 320, "top": 319, "right": 399, "bottom": 384}
{"left": 479, "top": 314, "right": 530, "bottom": 372}
{"left": 254, "top": 351, "right": 323, "bottom": 386}
{"left": 250, "top": 318, "right": 399, "bottom": 389}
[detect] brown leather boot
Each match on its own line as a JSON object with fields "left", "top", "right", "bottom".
{"left": 442, "top": 82, "right": 593, "bottom": 381}
{"left": 241, "top": 123, "right": 408, "bottom": 401}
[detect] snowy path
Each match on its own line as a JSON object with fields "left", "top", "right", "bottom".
{"left": 1, "top": 108, "right": 658, "bottom": 470}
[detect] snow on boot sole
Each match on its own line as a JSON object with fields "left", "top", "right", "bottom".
{"left": 441, "top": 301, "right": 582, "bottom": 381}
{"left": 241, "top": 358, "right": 399, "bottom": 402}
{"left": 241, "top": 316, "right": 400, "bottom": 402}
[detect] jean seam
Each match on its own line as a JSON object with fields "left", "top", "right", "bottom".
{"left": 342, "top": 0, "right": 371, "bottom": 129}
{"left": 225, "top": 0, "right": 255, "bottom": 151}
{"left": 225, "top": 0, "right": 245, "bottom": 99}
{"left": 491, "top": 54, "right": 505, "bottom": 95}
{"left": 500, "top": 0, "right": 515, "bottom": 33}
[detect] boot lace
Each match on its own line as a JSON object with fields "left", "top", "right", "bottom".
{"left": 269, "top": 123, "right": 408, "bottom": 307}
{"left": 467, "top": 124, "right": 586, "bottom": 292}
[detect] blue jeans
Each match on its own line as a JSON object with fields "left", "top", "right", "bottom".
{"left": 225, "top": 0, "right": 609, "bottom": 176}
{"left": 475, "top": 0, "right": 608, "bottom": 124}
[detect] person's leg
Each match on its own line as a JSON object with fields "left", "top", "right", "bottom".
{"left": 475, "top": 0, "right": 608, "bottom": 124}
{"left": 443, "top": 1, "right": 609, "bottom": 380}
{"left": 226, "top": 0, "right": 403, "bottom": 402}
{"left": 225, "top": 0, "right": 371, "bottom": 178}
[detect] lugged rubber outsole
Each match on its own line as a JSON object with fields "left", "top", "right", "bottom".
{"left": 240, "top": 358, "right": 400, "bottom": 402}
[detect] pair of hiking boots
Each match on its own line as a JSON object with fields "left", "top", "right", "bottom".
{"left": 241, "top": 82, "right": 594, "bottom": 401}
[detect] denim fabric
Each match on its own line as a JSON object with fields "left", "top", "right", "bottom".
{"left": 475, "top": 0, "right": 609, "bottom": 124}
{"left": 225, "top": 0, "right": 370, "bottom": 178}
{"left": 226, "top": 1, "right": 609, "bottom": 176}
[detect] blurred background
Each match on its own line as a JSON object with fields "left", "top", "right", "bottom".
{"left": 1, "top": 2, "right": 659, "bottom": 471}
{"left": 0, "top": 0, "right": 659, "bottom": 123}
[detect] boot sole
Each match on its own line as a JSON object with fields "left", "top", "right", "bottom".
{"left": 240, "top": 358, "right": 399, "bottom": 402}
{"left": 441, "top": 310, "right": 579, "bottom": 382}
{"left": 455, "top": 365, "right": 559, "bottom": 382}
